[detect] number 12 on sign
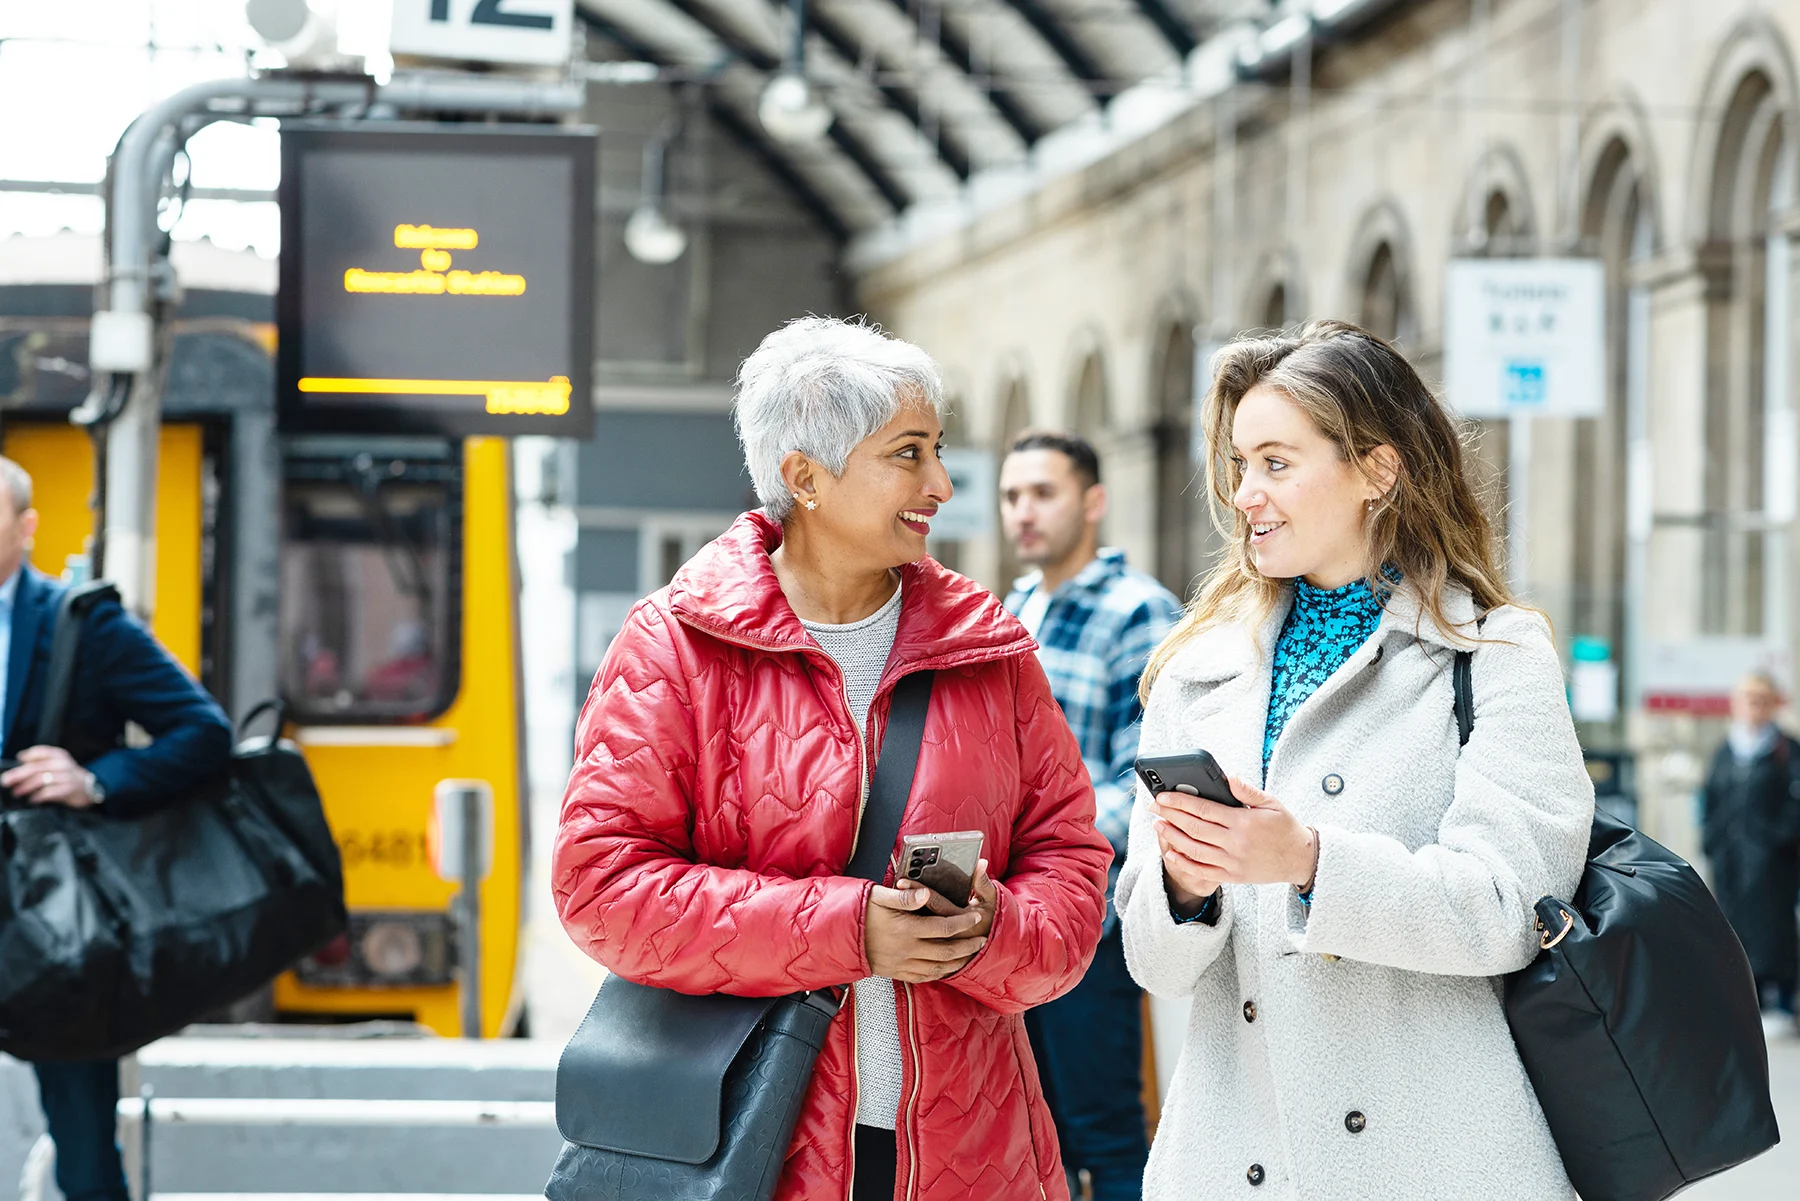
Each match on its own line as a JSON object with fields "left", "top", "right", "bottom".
{"left": 429, "top": 0, "right": 554, "bottom": 27}
{"left": 392, "top": 0, "right": 572, "bottom": 65}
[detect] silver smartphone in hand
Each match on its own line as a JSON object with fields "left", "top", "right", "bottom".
{"left": 893, "top": 831, "right": 984, "bottom": 908}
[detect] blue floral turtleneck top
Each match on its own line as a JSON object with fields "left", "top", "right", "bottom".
{"left": 1263, "top": 575, "right": 1387, "bottom": 774}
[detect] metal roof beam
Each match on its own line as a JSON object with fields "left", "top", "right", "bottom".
{"left": 877, "top": 0, "right": 1049, "bottom": 147}
{"left": 574, "top": 8, "right": 852, "bottom": 239}
{"left": 659, "top": 0, "right": 912, "bottom": 211}
{"left": 997, "top": 0, "right": 1105, "bottom": 84}
{"left": 1131, "top": 0, "right": 1197, "bottom": 57}
{"left": 802, "top": 5, "right": 973, "bottom": 180}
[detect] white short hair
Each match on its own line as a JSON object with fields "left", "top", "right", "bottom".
{"left": 0, "top": 456, "right": 30, "bottom": 515}
{"left": 735, "top": 317, "right": 945, "bottom": 521}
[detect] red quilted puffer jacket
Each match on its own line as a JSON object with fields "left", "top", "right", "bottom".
{"left": 554, "top": 511, "right": 1111, "bottom": 1201}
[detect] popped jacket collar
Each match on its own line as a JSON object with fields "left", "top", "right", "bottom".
{"left": 1157, "top": 577, "right": 1484, "bottom": 691}
{"left": 667, "top": 511, "right": 1037, "bottom": 674}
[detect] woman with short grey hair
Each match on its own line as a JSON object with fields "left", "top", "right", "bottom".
{"left": 555, "top": 317, "right": 1111, "bottom": 1201}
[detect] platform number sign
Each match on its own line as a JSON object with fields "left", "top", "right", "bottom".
{"left": 390, "top": 0, "right": 573, "bottom": 66}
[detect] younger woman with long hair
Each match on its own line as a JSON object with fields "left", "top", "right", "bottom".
{"left": 1116, "top": 321, "right": 1592, "bottom": 1199}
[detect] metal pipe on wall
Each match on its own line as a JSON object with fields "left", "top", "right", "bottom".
{"left": 90, "top": 73, "right": 584, "bottom": 618}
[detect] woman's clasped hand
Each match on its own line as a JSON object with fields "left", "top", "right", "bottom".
{"left": 1149, "top": 776, "right": 1319, "bottom": 911}
{"left": 863, "top": 859, "right": 997, "bottom": 983}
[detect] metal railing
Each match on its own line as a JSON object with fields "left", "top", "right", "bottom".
{"left": 113, "top": 1088, "right": 558, "bottom": 1200}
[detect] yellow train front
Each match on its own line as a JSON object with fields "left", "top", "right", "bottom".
{"left": 1, "top": 302, "right": 527, "bottom": 1038}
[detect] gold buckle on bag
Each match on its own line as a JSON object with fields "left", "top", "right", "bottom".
{"left": 1537, "top": 909, "right": 1574, "bottom": 950}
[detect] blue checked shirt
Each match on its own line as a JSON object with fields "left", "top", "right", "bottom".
{"left": 1007, "top": 550, "right": 1182, "bottom": 921}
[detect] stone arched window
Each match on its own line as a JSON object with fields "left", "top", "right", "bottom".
{"left": 1150, "top": 317, "right": 1202, "bottom": 598}
{"left": 1457, "top": 143, "right": 1539, "bottom": 256}
{"left": 995, "top": 373, "right": 1032, "bottom": 449}
{"left": 1360, "top": 242, "right": 1404, "bottom": 343}
{"left": 1700, "top": 65, "right": 1795, "bottom": 636}
{"left": 994, "top": 372, "right": 1033, "bottom": 586}
{"left": 1347, "top": 200, "right": 1416, "bottom": 346}
{"left": 1261, "top": 283, "right": 1289, "bottom": 331}
{"left": 1071, "top": 351, "right": 1109, "bottom": 443}
{"left": 1569, "top": 134, "right": 1655, "bottom": 732}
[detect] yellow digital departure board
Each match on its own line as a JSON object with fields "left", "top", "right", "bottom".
{"left": 278, "top": 123, "right": 596, "bottom": 438}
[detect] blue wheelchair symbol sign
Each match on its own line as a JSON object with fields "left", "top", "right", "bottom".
{"left": 1503, "top": 359, "right": 1547, "bottom": 406}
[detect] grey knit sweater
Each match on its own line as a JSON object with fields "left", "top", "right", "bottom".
{"left": 800, "top": 581, "right": 905, "bottom": 1129}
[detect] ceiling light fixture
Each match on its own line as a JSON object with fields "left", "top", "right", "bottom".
{"left": 623, "top": 135, "right": 688, "bottom": 265}
{"left": 758, "top": 0, "right": 833, "bottom": 145}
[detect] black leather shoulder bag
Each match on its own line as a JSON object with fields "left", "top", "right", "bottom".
{"left": 1452, "top": 642, "right": 1780, "bottom": 1201}
{"left": 546, "top": 669, "right": 937, "bottom": 1201}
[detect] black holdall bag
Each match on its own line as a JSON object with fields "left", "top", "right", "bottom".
{"left": 547, "top": 670, "right": 937, "bottom": 1201}
{"left": 0, "top": 581, "right": 347, "bottom": 1061}
{"left": 1450, "top": 641, "right": 1780, "bottom": 1201}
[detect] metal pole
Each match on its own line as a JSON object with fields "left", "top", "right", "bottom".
{"left": 459, "top": 785, "right": 483, "bottom": 1040}
{"left": 1286, "top": 27, "right": 1311, "bottom": 272}
{"left": 1624, "top": 209, "right": 1653, "bottom": 715}
{"left": 93, "top": 72, "right": 584, "bottom": 614}
{"left": 139, "top": 1084, "right": 153, "bottom": 1201}
{"left": 1508, "top": 415, "right": 1532, "bottom": 592}
{"left": 1761, "top": 150, "right": 1795, "bottom": 649}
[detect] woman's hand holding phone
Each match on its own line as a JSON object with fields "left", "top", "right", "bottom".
{"left": 863, "top": 859, "right": 996, "bottom": 982}
{"left": 1151, "top": 775, "right": 1318, "bottom": 902}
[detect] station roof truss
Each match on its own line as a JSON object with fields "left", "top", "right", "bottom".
{"left": 575, "top": 0, "right": 1259, "bottom": 237}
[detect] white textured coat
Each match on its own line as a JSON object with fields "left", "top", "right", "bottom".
{"left": 1117, "top": 584, "right": 1592, "bottom": 1201}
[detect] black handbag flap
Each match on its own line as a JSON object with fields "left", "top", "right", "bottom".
{"left": 556, "top": 974, "right": 782, "bottom": 1163}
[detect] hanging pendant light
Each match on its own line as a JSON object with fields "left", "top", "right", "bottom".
{"left": 758, "top": 0, "right": 832, "bottom": 145}
{"left": 623, "top": 135, "right": 688, "bottom": 265}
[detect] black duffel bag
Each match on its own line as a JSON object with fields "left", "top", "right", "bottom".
{"left": 0, "top": 581, "right": 347, "bottom": 1061}
{"left": 1452, "top": 642, "right": 1780, "bottom": 1201}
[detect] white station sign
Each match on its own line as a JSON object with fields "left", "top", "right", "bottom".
{"left": 390, "top": 0, "right": 574, "bottom": 67}
{"left": 1444, "top": 258, "right": 1606, "bottom": 418}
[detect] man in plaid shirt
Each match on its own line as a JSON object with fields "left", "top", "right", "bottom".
{"left": 1001, "top": 431, "right": 1181, "bottom": 1201}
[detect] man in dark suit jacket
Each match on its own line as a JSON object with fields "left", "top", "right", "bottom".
{"left": 0, "top": 455, "right": 231, "bottom": 1201}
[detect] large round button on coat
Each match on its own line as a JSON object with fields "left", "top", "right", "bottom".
{"left": 1345, "top": 1111, "right": 1367, "bottom": 1134}
{"left": 1243, "top": 1000, "right": 1257, "bottom": 1023}
{"left": 1246, "top": 1164, "right": 1266, "bottom": 1186}
{"left": 1322, "top": 773, "right": 1345, "bottom": 796}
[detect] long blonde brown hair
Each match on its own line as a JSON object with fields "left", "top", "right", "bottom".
{"left": 1143, "top": 319, "right": 1516, "bottom": 696}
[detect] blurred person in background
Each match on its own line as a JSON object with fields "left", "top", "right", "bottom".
{"left": 1000, "top": 431, "right": 1181, "bottom": 1201}
{"left": 1702, "top": 671, "right": 1800, "bottom": 1037}
{"left": 554, "top": 318, "right": 1112, "bottom": 1201}
{"left": 0, "top": 455, "right": 232, "bottom": 1201}
{"left": 1118, "top": 322, "right": 1591, "bottom": 1200}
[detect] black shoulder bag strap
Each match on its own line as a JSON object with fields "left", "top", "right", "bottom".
{"left": 845, "top": 669, "right": 937, "bottom": 882}
{"left": 35, "top": 581, "right": 122, "bottom": 748}
{"left": 1452, "top": 615, "right": 1488, "bottom": 748}
{"left": 552, "top": 669, "right": 939, "bottom": 1181}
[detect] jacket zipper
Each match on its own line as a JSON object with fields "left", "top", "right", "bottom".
{"left": 846, "top": 987, "right": 860, "bottom": 1201}
{"left": 900, "top": 981, "right": 923, "bottom": 1201}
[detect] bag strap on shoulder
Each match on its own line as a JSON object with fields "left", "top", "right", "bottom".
{"left": 36, "top": 580, "right": 122, "bottom": 748}
{"left": 843, "top": 670, "right": 935, "bottom": 883}
{"left": 1452, "top": 614, "right": 1488, "bottom": 749}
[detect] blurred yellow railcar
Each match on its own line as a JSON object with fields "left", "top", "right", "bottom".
{"left": 0, "top": 306, "right": 527, "bottom": 1038}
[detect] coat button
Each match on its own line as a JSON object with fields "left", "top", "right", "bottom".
{"left": 1242, "top": 1000, "right": 1257, "bottom": 1023}
{"left": 1246, "top": 1164, "right": 1266, "bottom": 1186}
{"left": 1322, "top": 773, "right": 1345, "bottom": 796}
{"left": 1345, "top": 1111, "right": 1366, "bottom": 1134}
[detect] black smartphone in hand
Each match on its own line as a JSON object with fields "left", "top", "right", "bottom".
{"left": 1134, "top": 750, "right": 1242, "bottom": 808}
